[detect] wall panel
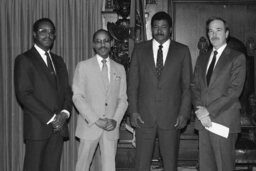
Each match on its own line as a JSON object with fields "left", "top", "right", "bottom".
{"left": 172, "top": 3, "right": 256, "bottom": 68}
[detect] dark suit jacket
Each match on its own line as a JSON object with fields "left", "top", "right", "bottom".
{"left": 191, "top": 46, "right": 246, "bottom": 133}
{"left": 14, "top": 46, "right": 72, "bottom": 140}
{"left": 128, "top": 40, "right": 192, "bottom": 129}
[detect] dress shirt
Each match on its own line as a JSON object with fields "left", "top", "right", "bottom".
{"left": 34, "top": 44, "right": 56, "bottom": 73}
{"left": 206, "top": 43, "right": 227, "bottom": 73}
{"left": 153, "top": 39, "right": 170, "bottom": 66}
{"left": 34, "top": 44, "right": 70, "bottom": 123}
{"left": 96, "top": 54, "right": 111, "bottom": 81}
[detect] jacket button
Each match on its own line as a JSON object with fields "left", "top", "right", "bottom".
{"left": 105, "top": 103, "right": 108, "bottom": 106}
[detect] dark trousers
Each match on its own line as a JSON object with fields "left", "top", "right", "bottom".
{"left": 199, "top": 129, "right": 237, "bottom": 171}
{"left": 23, "top": 133, "right": 63, "bottom": 171}
{"left": 135, "top": 125, "right": 180, "bottom": 171}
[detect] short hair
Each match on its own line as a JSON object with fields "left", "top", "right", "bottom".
{"left": 206, "top": 16, "right": 229, "bottom": 33}
{"left": 93, "top": 29, "right": 113, "bottom": 42}
{"left": 33, "top": 18, "right": 55, "bottom": 32}
{"left": 151, "top": 11, "right": 172, "bottom": 28}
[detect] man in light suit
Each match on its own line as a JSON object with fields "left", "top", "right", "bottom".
{"left": 128, "top": 11, "right": 192, "bottom": 171}
{"left": 191, "top": 17, "right": 246, "bottom": 171}
{"left": 14, "top": 18, "right": 72, "bottom": 171}
{"left": 73, "top": 29, "right": 128, "bottom": 171}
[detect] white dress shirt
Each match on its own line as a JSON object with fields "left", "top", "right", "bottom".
{"left": 206, "top": 43, "right": 227, "bottom": 73}
{"left": 34, "top": 44, "right": 56, "bottom": 73}
{"left": 152, "top": 39, "right": 171, "bottom": 66}
{"left": 96, "top": 54, "right": 111, "bottom": 81}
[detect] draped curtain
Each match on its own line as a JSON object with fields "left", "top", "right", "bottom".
{"left": 0, "top": 0, "right": 103, "bottom": 170}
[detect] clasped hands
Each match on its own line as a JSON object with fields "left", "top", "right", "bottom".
{"left": 96, "top": 118, "right": 117, "bottom": 131}
{"left": 195, "top": 106, "right": 212, "bottom": 128}
{"left": 52, "top": 112, "right": 68, "bottom": 132}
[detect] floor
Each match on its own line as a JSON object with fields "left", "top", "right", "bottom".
{"left": 117, "top": 166, "right": 256, "bottom": 171}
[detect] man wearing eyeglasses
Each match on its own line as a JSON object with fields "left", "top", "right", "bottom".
{"left": 14, "top": 18, "right": 72, "bottom": 171}
{"left": 72, "top": 29, "right": 128, "bottom": 171}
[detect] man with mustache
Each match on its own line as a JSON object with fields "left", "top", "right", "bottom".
{"left": 191, "top": 17, "right": 246, "bottom": 171}
{"left": 128, "top": 11, "right": 192, "bottom": 171}
{"left": 14, "top": 18, "right": 72, "bottom": 171}
{"left": 73, "top": 29, "right": 128, "bottom": 171}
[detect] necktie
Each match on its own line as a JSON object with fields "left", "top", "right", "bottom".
{"left": 101, "top": 59, "right": 109, "bottom": 88}
{"left": 156, "top": 45, "right": 163, "bottom": 79}
{"left": 45, "top": 51, "right": 55, "bottom": 75}
{"left": 45, "top": 51, "right": 57, "bottom": 86}
{"left": 206, "top": 50, "right": 218, "bottom": 85}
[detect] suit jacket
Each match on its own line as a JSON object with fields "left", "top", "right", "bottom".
{"left": 128, "top": 40, "right": 192, "bottom": 129}
{"left": 72, "top": 56, "right": 128, "bottom": 140}
{"left": 14, "top": 47, "right": 73, "bottom": 140}
{"left": 191, "top": 46, "right": 246, "bottom": 133}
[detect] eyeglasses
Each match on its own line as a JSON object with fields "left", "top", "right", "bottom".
{"left": 37, "top": 28, "right": 56, "bottom": 36}
{"left": 94, "top": 39, "right": 111, "bottom": 44}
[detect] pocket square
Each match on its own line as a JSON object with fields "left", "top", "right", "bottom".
{"left": 112, "top": 72, "right": 121, "bottom": 80}
{"left": 115, "top": 75, "right": 121, "bottom": 80}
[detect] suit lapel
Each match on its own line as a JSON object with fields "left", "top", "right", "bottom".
{"left": 91, "top": 57, "right": 107, "bottom": 92}
{"left": 159, "top": 41, "right": 173, "bottom": 84}
{"left": 29, "top": 47, "right": 57, "bottom": 89}
{"left": 107, "top": 60, "right": 117, "bottom": 97}
{"left": 202, "top": 51, "right": 212, "bottom": 86}
{"left": 51, "top": 54, "right": 60, "bottom": 90}
{"left": 146, "top": 41, "right": 157, "bottom": 76}
{"left": 143, "top": 41, "right": 159, "bottom": 86}
{"left": 209, "top": 47, "right": 231, "bottom": 85}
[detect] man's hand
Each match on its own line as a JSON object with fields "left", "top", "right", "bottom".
{"left": 130, "top": 112, "right": 144, "bottom": 128}
{"left": 195, "top": 106, "right": 209, "bottom": 120}
{"left": 52, "top": 112, "right": 68, "bottom": 132}
{"left": 105, "top": 119, "right": 117, "bottom": 131}
{"left": 200, "top": 115, "right": 212, "bottom": 128}
{"left": 174, "top": 115, "right": 187, "bottom": 129}
{"left": 95, "top": 118, "right": 108, "bottom": 129}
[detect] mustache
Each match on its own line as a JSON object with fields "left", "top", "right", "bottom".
{"left": 211, "top": 37, "right": 219, "bottom": 41}
{"left": 99, "top": 47, "right": 108, "bottom": 50}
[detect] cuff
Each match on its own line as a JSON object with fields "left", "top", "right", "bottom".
{"left": 47, "top": 114, "right": 56, "bottom": 125}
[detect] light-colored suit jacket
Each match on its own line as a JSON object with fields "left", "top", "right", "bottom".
{"left": 191, "top": 46, "right": 246, "bottom": 133}
{"left": 73, "top": 56, "right": 128, "bottom": 140}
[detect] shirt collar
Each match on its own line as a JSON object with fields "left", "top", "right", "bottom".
{"left": 34, "top": 44, "right": 50, "bottom": 56}
{"left": 153, "top": 39, "right": 170, "bottom": 49}
{"left": 96, "top": 54, "right": 110, "bottom": 64}
{"left": 213, "top": 43, "right": 227, "bottom": 55}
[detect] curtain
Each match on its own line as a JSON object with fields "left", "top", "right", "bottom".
{"left": 128, "top": 0, "right": 146, "bottom": 58}
{"left": 0, "top": 0, "right": 103, "bottom": 170}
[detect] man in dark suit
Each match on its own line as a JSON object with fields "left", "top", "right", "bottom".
{"left": 128, "top": 11, "right": 192, "bottom": 171}
{"left": 191, "top": 17, "right": 246, "bottom": 171}
{"left": 14, "top": 18, "right": 72, "bottom": 171}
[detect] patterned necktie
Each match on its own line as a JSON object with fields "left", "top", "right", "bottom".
{"left": 206, "top": 50, "right": 218, "bottom": 85}
{"left": 156, "top": 44, "right": 163, "bottom": 79}
{"left": 101, "top": 59, "right": 109, "bottom": 88}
